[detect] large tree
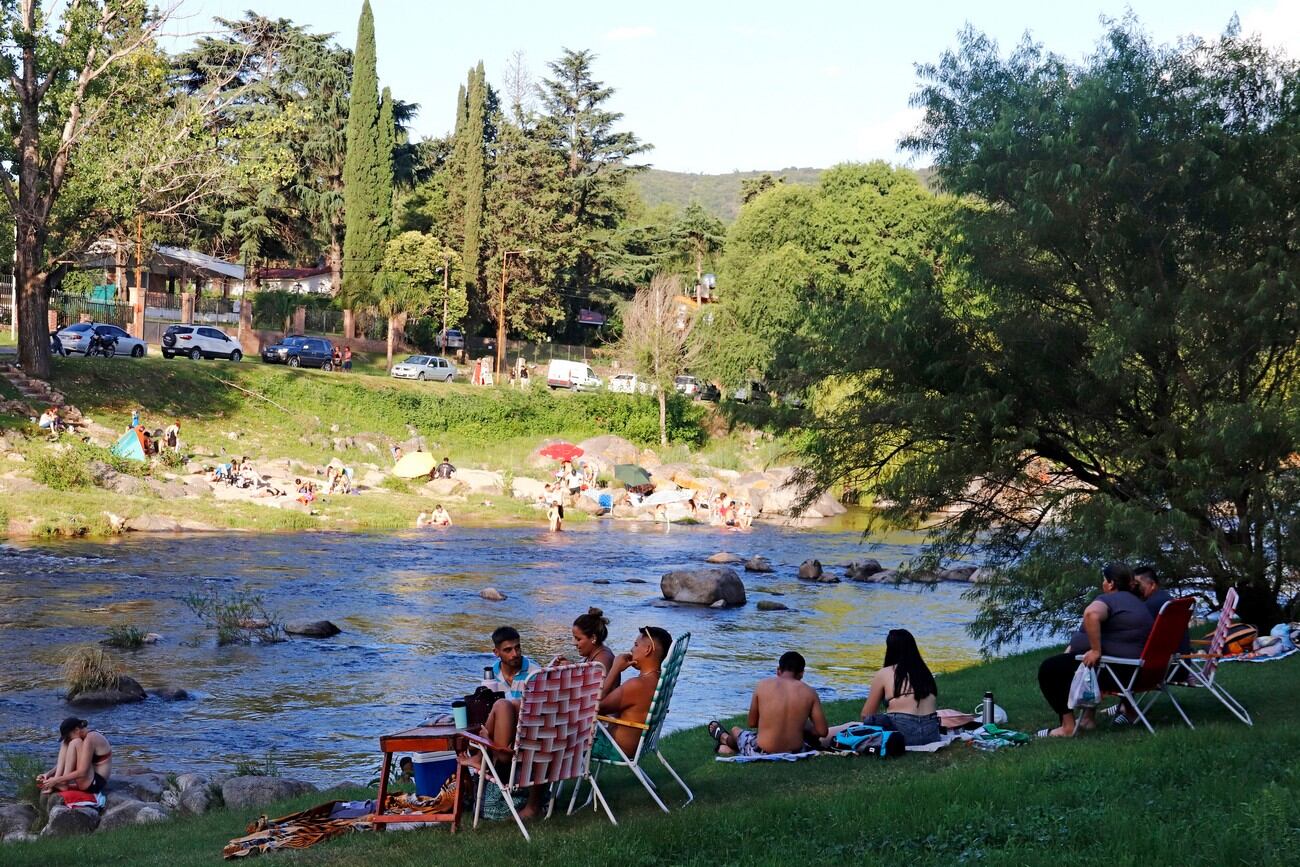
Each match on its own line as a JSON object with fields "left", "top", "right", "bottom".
{"left": 373, "top": 231, "right": 463, "bottom": 369}
{"left": 445, "top": 63, "right": 494, "bottom": 327}
{"left": 340, "top": 0, "right": 391, "bottom": 304}
{"left": 799, "top": 22, "right": 1300, "bottom": 642}
{"left": 616, "top": 273, "right": 698, "bottom": 445}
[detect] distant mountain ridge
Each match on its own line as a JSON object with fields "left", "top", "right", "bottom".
{"left": 635, "top": 167, "right": 825, "bottom": 222}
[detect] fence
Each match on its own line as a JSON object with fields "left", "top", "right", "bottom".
{"left": 146, "top": 291, "right": 179, "bottom": 309}
{"left": 50, "top": 292, "right": 132, "bottom": 329}
{"left": 303, "top": 307, "right": 345, "bottom": 336}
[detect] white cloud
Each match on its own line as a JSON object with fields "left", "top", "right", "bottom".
{"left": 1240, "top": 1, "right": 1300, "bottom": 56}
{"left": 604, "top": 25, "right": 656, "bottom": 42}
{"left": 820, "top": 64, "right": 847, "bottom": 80}
{"left": 853, "top": 106, "right": 925, "bottom": 165}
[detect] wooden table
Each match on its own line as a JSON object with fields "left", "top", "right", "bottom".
{"left": 372, "top": 725, "right": 468, "bottom": 831}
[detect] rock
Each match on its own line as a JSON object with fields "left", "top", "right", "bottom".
{"left": 573, "top": 496, "right": 607, "bottom": 516}
{"left": 510, "top": 476, "right": 549, "bottom": 501}
{"left": 592, "top": 578, "right": 611, "bottom": 585}
{"left": 844, "top": 559, "right": 883, "bottom": 581}
{"left": 797, "top": 559, "right": 824, "bottom": 581}
{"left": 111, "top": 772, "right": 167, "bottom": 802}
{"left": 0, "top": 804, "right": 36, "bottom": 837}
{"left": 145, "top": 479, "right": 189, "bottom": 499}
{"left": 705, "top": 552, "right": 743, "bottom": 564}
{"left": 124, "top": 515, "right": 183, "bottom": 533}
{"left": 456, "top": 468, "right": 504, "bottom": 495}
{"left": 626, "top": 577, "right": 647, "bottom": 584}
{"left": 938, "top": 566, "right": 977, "bottom": 583}
{"left": 869, "top": 569, "right": 899, "bottom": 584}
{"left": 660, "top": 568, "right": 746, "bottom": 608}
{"left": 221, "top": 776, "right": 317, "bottom": 810}
{"left": 969, "top": 568, "right": 992, "bottom": 584}
{"left": 135, "top": 805, "right": 168, "bottom": 825}
{"left": 174, "top": 773, "right": 208, "bottom": 793}
{"left": 709, "top": 599, "right": 726, "bottom": 608}
{"left": 611, "top": 503, "right": 636, "bottom": 519}
{"left": 103, "top": 512, "right": 127, "bottom": 533}
{"left": 285, "top": 619, "right": 341, "bottom": 638}
{"left": 98, "top": 799, "right": 149, "bottom": 831}
{"left": 744, "top": 556, "right": 774, "bottom": 573}
{"left": 68, "top": 675, "right": 147, "bottom": 707}
{"left": 756, "top": 600, "right": 789, "bottom": 611}
{"left": 149, "top": 687, "right": 190, "bottom": 701}
{"left": 42, "top": 804, "right": 99, "bottom": 836}
{"left": 6, "top": 453, "right": 24, "bottom": 462}
{"left": 424, "top": 477, "right": 469, "bottom": 497}
{"left": 576, "top": 435, "right": 639, "bottom": 470}
{"left": 3, "top": 831, "right": 37, "bottom": 843}
{"left": 180, "top": 785, "right": 214, "bottom": 815}
{"left": 480, "top": 587, "right": 507, "bottom": 601}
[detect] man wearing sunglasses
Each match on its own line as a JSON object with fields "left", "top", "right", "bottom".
{"left": 598, "top": 625, "right": 672, "bottom": 755}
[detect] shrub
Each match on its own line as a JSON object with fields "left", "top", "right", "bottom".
{"left": 31, "top": 449, "right": 93, "bottom": 489}
{"left": 62, "top": 646, "right": 122, "bottom": 698}
{"left": 0, "top": 751, "right": 45, "bottom": 824}
{"left": 233, "top": 748, "right": 280, "bottom": 778}
{"left": 379, "top": 475, "right": 411, "bottom": 493}
{"left": 183, "top": 589, "right": 284, "bottom": 645}
{"left": 104, "top": 625, "right": 147, "bottom": 650}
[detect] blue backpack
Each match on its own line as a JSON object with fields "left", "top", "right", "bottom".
{"left": 832, "top": 723, "right": 905, "bottom": 758}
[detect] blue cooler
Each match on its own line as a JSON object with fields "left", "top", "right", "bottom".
{"left": 411, "top": 751, "right": 457, "bottom": 797}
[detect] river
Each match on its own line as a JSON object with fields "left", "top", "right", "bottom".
{"left": 0, "top": 514, "right": 987, "bottom": 785}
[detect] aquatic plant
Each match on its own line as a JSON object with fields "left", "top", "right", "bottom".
{"left": 183, "top": 589, "right": 284, "bottom": 646}
{"left": 232, "top": 748, "right": 280, "bottom": 778}
{"left": 104, "top": 625, "right": 148, "bottom": 650}
{"left": 0, "top": 751, "right": 46, "bottom": 827}
{"left": 61, "top": 646, "right": 123, "bottom": 697}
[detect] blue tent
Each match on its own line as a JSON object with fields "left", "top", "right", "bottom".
{"left": 111, "top": 428, "right": 147, "bottom": 462}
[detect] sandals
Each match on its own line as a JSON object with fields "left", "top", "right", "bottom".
{"left": 707, "top": 720, "right": 728, "bottom": 754}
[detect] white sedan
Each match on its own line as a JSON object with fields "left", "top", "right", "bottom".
{"left": 609, "top": 373, "right": 654, "bottom": 394}
{"left": 390, "top": 354, "right": 457, "bottom": 382}
{"left": 56, "top": 322, "right": 147, "bottom": 358}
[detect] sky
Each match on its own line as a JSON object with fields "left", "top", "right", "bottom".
{"left": 167, "top": 0, "right": 1300, "bottom": 174}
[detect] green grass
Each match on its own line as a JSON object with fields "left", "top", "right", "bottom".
{"left": 6, "top": 646, "right": 1298, "bottom": 865}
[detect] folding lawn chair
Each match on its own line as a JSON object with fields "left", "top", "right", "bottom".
{"left": 1164, "top": 587, "right": 1253, "bottom": 726}
{"left": 580, "top": 632, "right": 694, "bottom": 813}
{"left": 462, "top": 661, "right": 613, "bottom": 842}
{"left": 1075, "top": 597, "right": 1194, "bottom": 733}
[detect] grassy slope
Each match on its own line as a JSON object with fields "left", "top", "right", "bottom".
{"left": 6, "top": 646, "right": 1298, "bottom": 866}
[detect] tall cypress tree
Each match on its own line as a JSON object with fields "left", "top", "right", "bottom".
{"left": 378, "top": 86, "right": 395, "bottom": 238}
{"left": 341, "top": 0, "right": 387, "bottom": 302}
{"left": 461, "top": 63, "right": 487, "bottom": 307}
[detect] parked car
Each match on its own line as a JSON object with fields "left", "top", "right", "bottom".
{"left": 609, "top": 373, "right": 654, "bottom": 394}
{"left": 56, "top": 322, "right": 147, "bottom": 358}
{"left": 282, "top": 336, "right": 336, "bottom": 370}
{"left": 436, "top": 328, "right": 465, "bottom": 350}
{"left": 673, "top": 374, "right": 699, "bottom": 396}
{"left": 732, "top": 381, "right": 770, "bottom": 404}
{"left": 260, "top": 335, "right": 310, "bottom": 364}
{"left": 696, "top": 381, "right": 721, "bottom": 402}
{"left": 391, "top": 354, "right": 457, "bottom": 382}
{"left": 161, "top": 325, "right": 241, "bottom": 361}
{"left": 546, "top": 359, "right": 602, "bottom": 391}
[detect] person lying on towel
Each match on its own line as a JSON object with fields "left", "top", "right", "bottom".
{"left": 709, "top": 651, "right": 828, "bottom": 756}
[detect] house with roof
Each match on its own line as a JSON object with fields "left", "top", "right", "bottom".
{"left": 256, "top": 267, "right": 334, "bottom": 296}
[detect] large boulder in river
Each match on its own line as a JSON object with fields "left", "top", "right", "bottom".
{"left": 797, "top": 559, "right": 825, "bottom": 581}
{"left": 745, "top": 556, "right": 774, "bottom": 573}
{"left": 846, "top": 559, "right": 884, "bottom": 582}
{"left": 221, "top": 776, "right": 317, "bottom": 811}
{"left": 285, "top": 619, "right": 341, "bottom": 638}
{"left": 661, "top": 568, "right": 746, "bottom": 608}
{"left": 68, "top": 675, "right": 146, "bottom": 707}
{"left": 939, "top": 566, "right": 977, "bottom": 583}
{"left": 706, "top": 552, "right": 743, "bottom": 564}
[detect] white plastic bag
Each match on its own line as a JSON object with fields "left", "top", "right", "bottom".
{"left": 1067, "top": 663, "right": 1100, "bottom": 709}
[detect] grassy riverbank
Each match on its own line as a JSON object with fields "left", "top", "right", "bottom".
{"left": 6, "top": 645, "right": 1298, "bottom": 866}
{"left": 0, "top": 354, "right": 768, "bottom": 537}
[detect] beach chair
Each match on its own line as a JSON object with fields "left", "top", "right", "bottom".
{"left": 583, "top": 632, "right": 693, "bottom": 813}
{"left": 1163, "top": 587, "right": 1253, "bottom": 726}
{"left": 462, "top": 661, "right": 613, "bottom": 842}
{"left": 1075, "top": 597, "right": 1194, "bottom": 733}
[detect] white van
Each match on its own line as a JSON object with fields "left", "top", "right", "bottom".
{"left": 547, "top": 359, "right": 603, "bottom": 391}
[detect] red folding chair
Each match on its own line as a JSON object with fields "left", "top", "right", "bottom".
{"left": 1164, "top": 587, "right": 1253, "bottom": 726}
{"left": 1075, "top": 597, "right": 1194, "bottom": 733}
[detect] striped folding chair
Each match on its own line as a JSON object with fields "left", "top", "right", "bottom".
{"left": 580, "top": 632, "right": 693, "bottom": 813}
{"left": 462, "top": 661, "right": 613, "bottom": 841}
{"left": 1164, "top": 587, "right": 1253, "bottom": 726}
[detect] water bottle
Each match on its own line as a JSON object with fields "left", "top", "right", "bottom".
{"left": 482, "top": 665, "right": 495, "bottom": 690}
{"left": 982, "top": 691, "right": 995, "bottom": 725}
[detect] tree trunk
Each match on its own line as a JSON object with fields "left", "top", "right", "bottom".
{"left": 386, "top": 314, "right": 396, "bottom": 370}
{"left": 1233, "top": 580, "right": 1284, "bottom": 631}
{"left": 328, "top": 237, "right": 342, "bottom": 298}
{"left": 15, "top": 242, "right": 51, "bottom": 379}
{"left": 658, "top": 388, "right": 668, "bottom": 447}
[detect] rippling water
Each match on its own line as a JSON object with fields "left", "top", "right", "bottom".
{"left": 0, "top": 514, "right": 987, "bottom": 784}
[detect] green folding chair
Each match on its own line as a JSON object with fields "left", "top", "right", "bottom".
{"left": 583, "top": 632, "right": 693, "bottom": 813}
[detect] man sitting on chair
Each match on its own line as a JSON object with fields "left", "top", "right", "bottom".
{"left": 471, "top": 626, "right": 545, "bottom": 816}
{"left": 598, "top": 626, "right": 672, "bottom": 755}
{"left": 710, "top": 651, "right": 828, "bottom": 756}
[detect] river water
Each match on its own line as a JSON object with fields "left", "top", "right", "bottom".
{"left": 0, "top": 515, "right": 986, "bottom": 785}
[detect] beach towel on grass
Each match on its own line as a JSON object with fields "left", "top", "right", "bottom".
{"left": 1217, "top": 645, "right": 1298, "bottom": 664}
{"left": 715, "top": 749, "right": 833, "bottom": 763}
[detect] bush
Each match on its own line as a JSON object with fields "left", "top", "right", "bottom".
{"left": 232, "top": 748, "right": 280, "bottom": 778}
{"left": 62, "top": 646, "right": 122, "bottom": 698}
{"left": 379, "top": 475, "right": 411, "bottom": 493}
{"left": 31, "top": 449, "right": 94, "bottom": 489}
{"left": 104, "top": 625, "right": 147, "bottom": 650}
{"left": 0, "top": 751, "right": 45, "bottom": 823}
{"left": 183, "top": 589, "right": 284, "bottom": 645}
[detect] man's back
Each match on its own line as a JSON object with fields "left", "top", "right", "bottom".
{"left": 754, "top": 675, "right": 821, "bottom": 753}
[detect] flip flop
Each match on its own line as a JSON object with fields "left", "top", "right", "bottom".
{"left": 1035, "top": 728, "right": 1055, "bottom": 738}
{"left": 707, "top": 720, "right": 727, "bottom": 753}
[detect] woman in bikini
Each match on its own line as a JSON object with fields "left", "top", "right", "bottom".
{"left": 824, "top": 629, "right": 941, "bottom": 746}
{"left": 37, "top": 717, "right": 113, "bottom": 795}
{"left": 551, "top": 608, "right": 617, "bottom": 682}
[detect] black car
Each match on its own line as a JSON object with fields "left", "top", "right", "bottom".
{"left": 260, "top": 335, "right": 309, "bottom": 365}
{"left": 696, "top": 382, "right": 721, "bottom": 402}
{"left": 280, "top": 336, "right": 335, "bottom": 370}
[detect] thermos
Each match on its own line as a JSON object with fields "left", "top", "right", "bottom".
{"left": 482, "top": 665, "right": 495, "bottom": 689}
{"left": 982, "top": 691, "right": 995, "bottom": 724}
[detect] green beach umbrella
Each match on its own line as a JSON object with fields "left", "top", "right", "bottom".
{"left": 614, "top": 464, "right": 652, "bottom": 487}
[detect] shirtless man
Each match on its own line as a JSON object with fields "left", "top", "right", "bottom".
{"left": 711, "top": 652, "right": 828, "bottom": 756}
{"left": 598, "top": 626, "right": 672, "bottom": 755}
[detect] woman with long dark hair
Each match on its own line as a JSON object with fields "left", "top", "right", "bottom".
{"left": 824, "top": 628, "right": 941, "bottom": 746}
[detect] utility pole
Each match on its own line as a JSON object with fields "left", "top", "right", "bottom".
{"left": 496, "top": 249, "right": 534, "bottom": 377}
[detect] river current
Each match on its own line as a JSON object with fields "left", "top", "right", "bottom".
{"left": 0, "top": 515, "right": 986, "bottom": 785}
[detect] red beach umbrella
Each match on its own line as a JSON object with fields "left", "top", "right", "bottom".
{"left": 539, "top": 442, "right": 584, "bottom": 462}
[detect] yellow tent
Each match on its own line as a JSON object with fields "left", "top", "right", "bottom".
{"left": 392, "top": 451, "right": 436, "bottom": 479}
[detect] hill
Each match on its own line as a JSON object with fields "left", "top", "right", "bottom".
{"left": 635, "top": 167, "right": 824, "bottom": 222}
